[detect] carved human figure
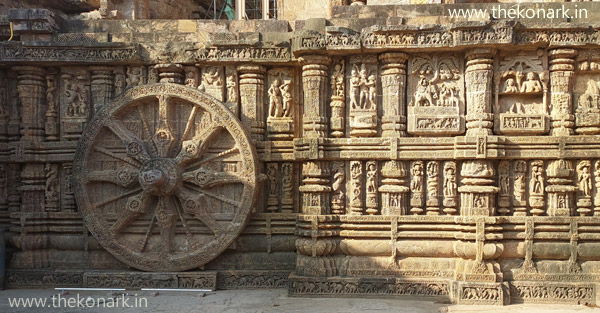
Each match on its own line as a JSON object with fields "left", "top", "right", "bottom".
{"left": 64, "top": 74, "right": 88, "bottom": 118}
{"left": 359, "top": 64, "right": 369, "bottom": 108}
{"left": 503, "top": 77, "right": 519, "bottom": 93}
{"left": 350, "top": 66, "right": 361, "bottom": 109}
{"left": 46, "top": 76, "right": 58, "bottom": 113}
{"left": 443, "top": 165, "right": 456, "bottom": 198}
{"left": 520, "top": 72, "right": 542, "bottom": 93}
{"left": 268, "top": 78, "right": 283, "bottom": 118}
{"left": 530, "top": 162, "right": 544, "bottom": 195}
{"left": 126, "top": 66, "right": 144, "bottom": 87}
{"left": 203, "top": 67, "right": 223, "bottom": 86}
{"left": 413, "top": 76, "right": 435, "bottom": 106}
{"left": 332, "top": 168, "right": 345, "bottom": 206}
{"left": 281, "top": 81, "right": 292, "bottom": 117}
{"left": 366, "top": 75, "right": 377, "bottom": 110}
{"left": 331, "top": 61, "right": 345, "bottom": 98}
{"left": 411, "top": 162, "right": 423, "bottom": 192}
{"left": 366, "top": 162, "right": 377, "bottom": 194}
{"left": 114, "top": 70, "right": 125, "bottom": 95}
{"left": 267, "top": 163, "right": 278, "bottom": 195}
{"left": 426, "top": 162, "right": 438, "bottom": 197}
{"left": 578, "top": 161, "right": 592, "bottom": 197}
{"left": 514, "top": 165, "right": 526, "bottom": 202}
{"left": 226, "top": 72, "right": 238, "bottom": 103}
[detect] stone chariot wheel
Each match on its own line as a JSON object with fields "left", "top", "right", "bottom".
{"left": 73, "top": 83, "right": 258, "bottom": 272}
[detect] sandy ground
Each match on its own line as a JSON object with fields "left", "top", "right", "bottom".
{"left": 0, "top": 288, "right": 598, "bottom": 313}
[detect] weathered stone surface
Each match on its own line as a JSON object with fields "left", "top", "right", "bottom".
{"left": 4, "top": 0, "right": 600, "bottom": 307}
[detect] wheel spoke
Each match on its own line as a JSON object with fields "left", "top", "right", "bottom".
{"left": 185, "top": 185, "right": 242, "bottom": 208}
{"left": 185, "top": 147, "right": 239, "bottom": 170}
{"left": 177, "top": 188, "right": 224, "bottom": 235}
{"left": 105, "top": 117, "right": 151, "bottom": 163}
{"left": 154, "top": 196, "right": 176, "bottom": 256}
{"left": 110, "top": 192, "right": 152, "bottom": 234}
{"left": 93, "top": 187, "right": 142, "bottom": 208}
{"left": 181, "top": 105, "right": 198, "bottom": 142}
{"left": 139, "top": 214, "right": 155, "bottom": 253}
{"left": 182, "top": 167, "right": 248, "bottom": 188}
{"left": 93, "top": 146, "right": 140, "bottom": 167}
{"left": 152, "top": 95, "right": 176, "bottom": 158}
{"left": 86, "top": 169, "right": 139, "bottom": 188}
{"left": 172, "top": 196, "right": 193, "bottom": 252}
{"left": 175, "top": 124, "right": 223, "bottom": 165}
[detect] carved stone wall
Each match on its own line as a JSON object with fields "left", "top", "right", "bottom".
{"left": 3, "top": 3, "right": 600, "bottom": 306}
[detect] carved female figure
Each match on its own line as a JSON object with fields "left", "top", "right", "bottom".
{"left": 530, "top": 162, "right": 544, "bottom": 195}
{"left": 411, "top": 162, "right": 423, "bottom": 192}
{"left": 350, "top": 66, "right": 361, "bottom": 109}
{"left": 366, "top": 74, "right": 377, "bottom": 110}
{"left": 366, "top": 162, "right": 377, "bottom": 194}
{"left": 268, "top": 78, "right": 283, "bottom": 118}
{"left": 443, "top": 166, "right": 456, "bottom": 197}
{"left": 578, "top": 161, "right": 592, "bottom": 197}
{"left": 281, "top": 81, "right": 292, "bottom": 117}
{"left": 359, "top": 64, "right": 369, "bottom": 109}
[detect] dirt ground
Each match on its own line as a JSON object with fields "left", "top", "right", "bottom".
{"left": 0, "top": 288, "right": 598, "bottom": 313}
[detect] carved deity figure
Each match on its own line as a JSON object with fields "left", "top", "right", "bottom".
{"left": 202, "top": 67, "right": 223, "bottom": 86}
{"left": 578, "top": 80, "right": 600, "bottom": 110}
{"left": 226, "top": 72, "right": 238, "bottom": 103}
{"left": 281, "top": 163, "right": 293, "bottom": 196}
{"left": 411, "top": 162, "right": 423, "bottom": 192}
{"left": 331, "top": 166, "right": 345, "bottom": 212}
{"left": 578, "top": 161, "right": 592, "bottom": 197}
{"left": 366, "top": 162, "right": 377, "bottom": 194}
{"left": 413, "top": 76, "right": 436, "bottom": 106}
{"left": 331, "top": 61, "right": 345, "bottom": 98}
{"left": 503, "top": 77, "right": 519, "bottom": 93}
{"left": 350, "top": 161, "right": 363, "bottom": 206}
{"left": 114, "top": 70, "right": 125, "bottom": 95}
{"left": 350, "top": 63, "right": 376, "bottom": 110}
{"left": 268, "top": 78, "right": 283, "bottom": 118}
{"left": 530, "top": 161, "right": 544, "bottom": 195}
{"left": 46, "top": 76, "right": 58, "bottom": 113}
{"left": 513, "top": 161, "right": 527, "bottom": 202}
{"left": 520, "top": 72, "right": 542, "bottom": 93}
{"left": 443, "top": 165, "right": 456, "bottom": 197}
{"left": 499, "top": 162, "right": 510, "bottom": 196}
{"left": 281, "top": 81, "right": 292, "bottom": 117}
{"left": 267, "top": 163, "right": 278, "bottom": 195}
{"left": 64, "top": 74, "right": 88, "bottom": 118}
{"left": 126, "top": 66, "right": 144, "bottom": 87}
{"left": 349, "top": 66, "right": 361, "bottom": 109}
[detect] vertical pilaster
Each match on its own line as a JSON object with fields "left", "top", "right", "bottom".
{"left": 238, "top": 65, "right": 266, "bottom": 141}
{"left": 465, "top": 49, "right": 494, "bottom": 136}
{"left": 89, "top": 66, "right": 113, "bottom": 114}
{"left": 546, "top": 159, "right": 576, "bottom": 216}
{"left": 549, "top": 48, "right": 578, "bottom": 136}
{"left": 458, "top": 160, "right": 499, "bottom": 216}
{"left": 15, "top": 66, "right": 46, "bottom": 212}
{"left": 379, "top": 52, "right": 408, "bottom": 138}
{"left": 155, "top": 63, "right": 184, "bottom": 84}
{"left": 380, "top": 160, "right": 409, "bottom": 216}
{"left": 299, "top": 55, "right": 331, "bottom": 215}
{"left": 45, "top": 68, "right": 59, "bottom": 141}
{"left": 300, "top": 55, "right": 330, "bottom": 138}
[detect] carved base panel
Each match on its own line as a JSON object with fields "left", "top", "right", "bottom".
{"left": 457, "top": 281, "right": 506, "bottom": 305}
{"left": 289, "top": 274, "right": 451, "bottom": 299}
{"left": 510, "top": 281, "right": 595, "bottom": 305}
{"left": 6, "top": 269, "right": 291, "bottom": 290}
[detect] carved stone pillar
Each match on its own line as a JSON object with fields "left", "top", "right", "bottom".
{"left": 300, "top": 55, "right": 330, "bottom": 138}
{"left": 299, "top": 161, "right": 331, "bottom": 215}
{"left": 546, "top": 159, "right": 576, "bottom": 216}
{"left": 155, "top": 63, "right": 184, "bottom": 84}
{"left": 237, "top": 65, "right": 266, "bottom": 141}
{"left": 380, "top": 52, "right": 408, "bottom": 138}
{"left": 458, "top": 160, "right": 499, "bottom": 216}
{"left": 89, "top": 66, "right": 113, "bottom": 114}
{"left": 380, "top": 160, "right": 409, "bottom": 216}
{"left": 14, "top": 66, "right": 46, "bottom": 142}
{"left": 15, "top": 66, "right": 46, "bottom": 212}
{"left": 549, "top": 49, "right": 578, "bottom": 136}
{"left": 465, "top": 49, "right": 494, "bottom": 136}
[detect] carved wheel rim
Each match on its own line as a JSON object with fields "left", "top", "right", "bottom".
{"left": 74, "top": 83, "right": 258, "bottom": 272}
